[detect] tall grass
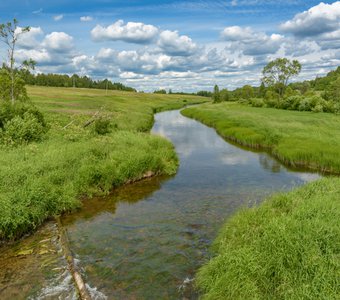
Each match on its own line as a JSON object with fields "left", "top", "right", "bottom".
{"left": 0, "top": 87, "right": 207, "bottom": 240}
{"left": 182, "top": 103, "right": 340, "bottom": 173}
{"left": 197, "top": 177, "right": 340, "bottom": 299}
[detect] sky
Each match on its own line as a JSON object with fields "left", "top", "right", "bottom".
{"left": 1, "top": 0, "right": 340, "bottom": 92}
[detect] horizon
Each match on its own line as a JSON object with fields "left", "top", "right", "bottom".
{"left": 1, "top": 1, "right": 340, "bottom": 92}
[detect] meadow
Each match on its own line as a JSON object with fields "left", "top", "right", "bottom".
{"left": 0, "top": 86, "right": 207, "bottom": 240}
{"left": 182, "top": 102, "right": 340, "bottom": 299}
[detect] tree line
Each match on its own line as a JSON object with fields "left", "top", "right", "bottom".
{"left": 21, "top": 71, "right": 137, "bottom": 92}
{"left": 212, "top": 58, "right": 340, "bottom": 114}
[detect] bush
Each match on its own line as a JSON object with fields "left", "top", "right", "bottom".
{"left": 94, "top": 117, "right": 112, "bottom": 135}
{"left": 249, "top": 98, "right": 265, "bottom": 107}
{"left": 0, "top": 102, "right": 48, "bottom": 145}
{"left": 312, "top": 104, "right": 323, "bottom": 113}
{"left": 280, "top": 95, "right": 302, "bottom": 110}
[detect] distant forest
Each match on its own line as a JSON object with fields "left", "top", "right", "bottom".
{"left": 20, "top": 70, "right": 137, "bottom": 92}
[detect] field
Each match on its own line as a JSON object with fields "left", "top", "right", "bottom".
{"left": 182, "top": 102, "right": 340, "bottom": 299}
{"left": 0, "top": 86, "right": 207, "bottom": 240}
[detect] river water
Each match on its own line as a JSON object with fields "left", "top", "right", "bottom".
{"left": 0, "top": 109, "right": 320, "bottom": 299}
{"left": 61, "top": 110, "right": 320, "bottom": 299}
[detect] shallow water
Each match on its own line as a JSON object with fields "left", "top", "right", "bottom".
{"left": 0, "top": 222, "right": 77, "bottom": 300}
{"left": 61, "top": 110, "right": 320, "bottom": 299}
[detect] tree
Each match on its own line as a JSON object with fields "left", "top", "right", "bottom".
{"left": 220, "top": 88, "right": 230, "bottom": 101}
{"left": 0, "top": 19, "right": 32, "bottom": 103}
{"left": 154, "top": 89, "right": 167, "bottom": 94}
{"left": 262, "top": 58, "right": 301, "bottom": 98}
{"left": 213, "top": 85, "right": 220, "bottom": 103}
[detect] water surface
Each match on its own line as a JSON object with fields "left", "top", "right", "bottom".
{"left": 62, "top": 109, "right": 320, "bottom": 299}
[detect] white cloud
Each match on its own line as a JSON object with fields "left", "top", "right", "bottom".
{"left": 222, "top": 26, "right": 284, "bottom": 56}
{"left": 80, "top": 16, "right": 93, "bottom": 22}
{"left": 91, "top": 20, "right": 159, "bottom": 44}
{"left": 16, "top": 49, "right": 51, "bottom": 64}
{"left": 280, "top": 1, "right": 340, "bottom": 37}
{"left": 53, "top": 14, "right": 64, "bottom": 21}
{"left": 16, "top": 26, "right": 43, "bottom": 49}
{"left": 42, "top": 32, "right": 74, "bottom": 52}
{"left": 119, "top": 72, "right": 144, "bottom": 79}
{"left": 158, "top": 30, "right": 198, "bottom": 56}
{"left": 159, "top": 71, "right": 198, "bottom": 78}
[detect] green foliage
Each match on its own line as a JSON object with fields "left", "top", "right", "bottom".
{"left": 94, "top": 117, "right": 112, "bottom": 135}
{"left": 0, "top": 102, "right": 48, "bottom": 145}
{"left": 154, "top": 89, "right": 167, "bottom": 94}
{"left": 262, "top": 58, "right": 302, "bottom": 97}
{"left": 1, "top": 112, "right": 47, "bottom": 145}
{"left": 0, "top": 69, "right": 29, "bottom": 102}
{"left": 197, "top": 90, "right": 213, "bottom": 97}
{"left": 220, "top": 89, "right": 229, "bottom": 102}
{"left": 197, "top": 177, "right": 340, "bottom": 299}
{"left": 249, "top": 97, "right": 264, "bottom": 107}
{"left": 312, "top": 66, "right": 340, "bottom": 91}
{"left": 212, "top": 85, "right": 221, "bottom": 103}
{"left": 323, "top": 77, "right": 340, "bottom": 103}
{"left": 23, "top": 72, "right": 137, "bottom": 92}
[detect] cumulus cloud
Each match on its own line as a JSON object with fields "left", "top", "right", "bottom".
{"left": 119, "top": 72, "right": 144, "bottom": 79}
{"left": 282, "top": 39, "right": 320, "bottom": 57}
{"left": 280, "top": 1, "right": 340, "bottom": 37}
{"left": 16, "top": 49, "right": 51, "bottom": 64}
{"left": 158, "top": 30, "right": 198, "bottom": 56}
{"left": 53, "top": 14, "right": 64, "bottom": 21}
{"left": 80, "top": 16, "right": 93, "bottom": 22}
{"left": 16, "top": 26, "right": 43, "bottom": 49}
{"left": 91, "top": 20, "right": 159, "bottom": 44}
{"left": 42, "top": 32, "right": 74, "bottom": 52}
{"left": 222, "top": 26, "right": 284, "bottom": 56}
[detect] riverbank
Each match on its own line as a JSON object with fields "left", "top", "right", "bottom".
{"left": 0, "top": 86, "right": 207, "bottom": 240}
{"left": 182, "top": 102, "right": 340, "bottom": 174}
{"left": 182, "top": 103, "right": 340, "bottom": 299}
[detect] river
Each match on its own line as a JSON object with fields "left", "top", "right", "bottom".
{"left": 0, "top": 109, "right": 320, "bottom": 299}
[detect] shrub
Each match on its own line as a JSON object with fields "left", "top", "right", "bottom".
{"left": 312, "top": 104, "right": 323, "bottom": 113}
{"left": 1, "top": 112, "right": 47, "bottom": 144}
{"left": 280, "top": 95, "right": 302, "bottom": 110}
{"left": 0, "top": 102, "right": 48, "bottom": 145}
{"left": 249, "top": 98, "right": 265, "bottom": 107}
{"left": 94, "top": 117, "right": 112, "bottom": 135}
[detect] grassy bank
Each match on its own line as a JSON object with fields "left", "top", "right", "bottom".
{"left": 197, "top": 178, "right": 340, "bottom": 299}
{"left": 182, "top": 103, "right": 340, "bottom": 299}
{"left": 182, "top": 102, "right": 340, "bottom": 173}
{"left": 0, "top": 86, "right": 207, "bottom": 240}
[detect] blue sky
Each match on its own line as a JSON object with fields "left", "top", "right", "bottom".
{"left": 1, "top": 1, "right": 340, "bottom": 91}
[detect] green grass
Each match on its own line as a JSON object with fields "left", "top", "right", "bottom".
{"left": 182, "top": 102, "right": 340, "bottom": 173}
{"left": 182, "top": 103, "right": 340, "bottom": 299}
{"left": 196, "top": 178, "right": 340, "bottom": 299}
{"left": 0, "top": 86, "right": 207, "bottom": 240}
